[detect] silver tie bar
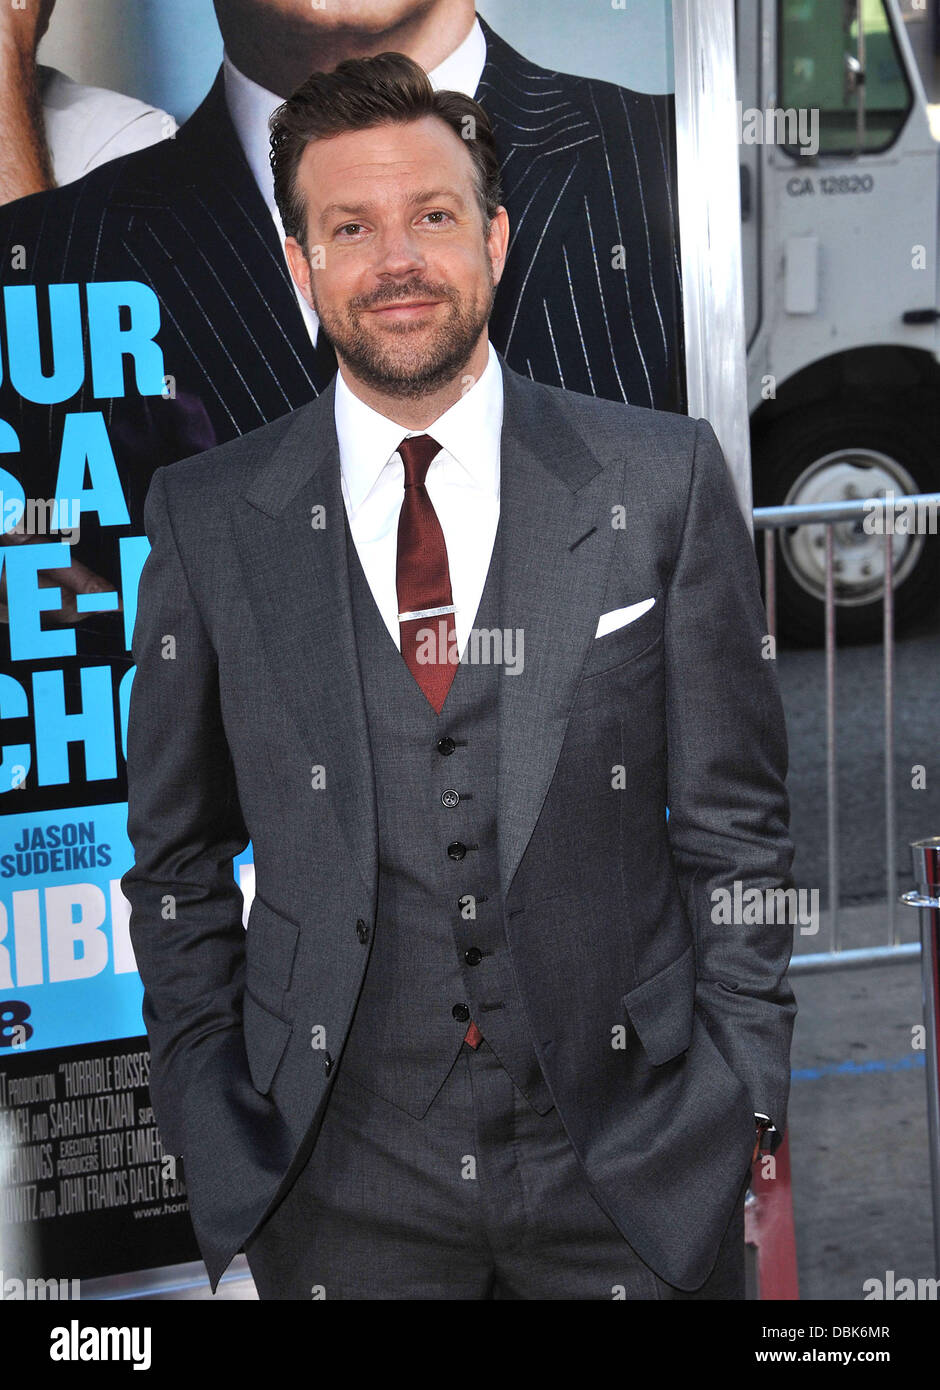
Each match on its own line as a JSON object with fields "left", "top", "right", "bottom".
{"left": 398, "top": 604, "right": 457, "bottom": 622}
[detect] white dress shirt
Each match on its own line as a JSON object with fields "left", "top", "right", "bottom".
{"left": 222, "top": 17, "right": 487, "bottom": 349}
{"left": 335, "top": 340, "right": 502, "bottom": 660}
{"left": 39, "top": 65, "right": 176, "bottom": 186}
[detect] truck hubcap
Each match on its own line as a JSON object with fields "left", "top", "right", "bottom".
{"left": 780, "top": 449, "right": 924, "bottom": 606}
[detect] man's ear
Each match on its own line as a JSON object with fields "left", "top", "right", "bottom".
{"left": 486, "top": 206, "right": 510, "bottom": 288}
{"left": 285, "top": 236, "right": 315, "bottom": 308}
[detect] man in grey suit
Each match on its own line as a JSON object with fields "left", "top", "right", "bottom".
{"left": 121, "top": 52, "right": 796, "bottom": 1300}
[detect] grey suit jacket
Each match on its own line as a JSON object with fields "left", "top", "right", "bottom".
{"left": 121, "top": 351, "right": 796, "bottom": 1293}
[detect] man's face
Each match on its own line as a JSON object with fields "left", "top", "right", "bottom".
{"left": 285, "top": 115, "right": 508, "bottom": 399}
{"left": 216, "top": 0, "right": 442, "bottom": 39}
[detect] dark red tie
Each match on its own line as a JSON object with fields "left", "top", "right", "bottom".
{"left": 395, "top": 434, "right": 458, "bottom": 713}
{"left": 395, "top": 434, "right": 482, "bottom": 1051}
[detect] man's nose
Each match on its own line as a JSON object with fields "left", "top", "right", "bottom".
{"left": 372, "top": 223, "right": 426, "bottom": 277}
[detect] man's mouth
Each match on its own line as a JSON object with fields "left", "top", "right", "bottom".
{"left": 365, "top": 300, "right": 443, "bottom": 319}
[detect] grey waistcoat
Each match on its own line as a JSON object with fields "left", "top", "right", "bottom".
{"left": 336, "top": 506, "right": 553, "bottom": 1119}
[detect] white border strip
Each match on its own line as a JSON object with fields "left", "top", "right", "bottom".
{"left": 672, "top": 0, "right": 754, "bottom": 525}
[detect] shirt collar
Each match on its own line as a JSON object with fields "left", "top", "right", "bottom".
{"left": 335, "top": 340, "right": 503, "bottom": 514}
{"left": 222, "top": 16, "right": 487, "bottom": 228}
{"left": 420, "top": 15, "right": 487, "bottom": 97}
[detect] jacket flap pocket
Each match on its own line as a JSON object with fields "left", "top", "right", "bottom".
{"left": 243, "top": 987, "right": 292, "bottom": 1095}
{"left": 621, "top": 942, "right": 695, "bottom": 1065}
{"left": 246, "top": 893, "right": 300, "bottom": 991}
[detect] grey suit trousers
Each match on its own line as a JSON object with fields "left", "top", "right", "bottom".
{"left": 243, "top": 1039, "right": 747, "bottom": 1300}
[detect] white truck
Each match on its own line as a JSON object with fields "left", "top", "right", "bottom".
{"left": 736, "top": 0, "right": 940, "bottom": 641}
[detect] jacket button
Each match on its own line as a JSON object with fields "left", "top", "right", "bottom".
{"left": 324, "top": 1052, "right": 333, "bottom": 1075}
{"left": 452, "top": 1003, "right": 470, "bottom": 1021}
{"left": 356, "top": 919, "right": 369, "bottom": 942}
{"left": 437, "top": 736, "right": 456, "bottom": 756}
{"left": 464, "top": 947, "right": 483, "bottom": 966}
{"left": 441, "top": 789, "right": 460, "bottom": 808}
{"left": 447, "top": 841, "right": 467, "bottom": 861}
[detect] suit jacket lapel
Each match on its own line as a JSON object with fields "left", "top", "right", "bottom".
{"left": 495, "top": 364, "right": 616, "bottom": 900}
{"left": 232, "top": 378, "right": 378, "bottom": 905}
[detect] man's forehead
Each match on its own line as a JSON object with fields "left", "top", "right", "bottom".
{"left": 299, "top": 116, "right": 471, "bottom": 190}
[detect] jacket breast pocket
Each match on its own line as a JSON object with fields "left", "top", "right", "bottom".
{"left": 243, "top": 987, "right": 292, "bottom": 1095}
{"left": 578, "top": 598, "right": 664, "bottom": 684}
{"left": 245, "top": 893, "right": 300, "bottom": 995}
{"left": 621, "top": 942, "right": 695, "bottom": 1065}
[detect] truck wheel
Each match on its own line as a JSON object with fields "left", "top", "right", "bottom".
{"left": 752, "top": 400, "right": 940, "bottom": 645}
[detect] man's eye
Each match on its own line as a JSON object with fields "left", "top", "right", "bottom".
{"left": 422, "top": 211, "right": 452, "bottom": 225}
{"left": 337, "top": 223, "right": 364, "bottom": 237}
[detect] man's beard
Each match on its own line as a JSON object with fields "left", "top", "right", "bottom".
{"left": 312, "top": 275, "right": 495, "bottom": 398}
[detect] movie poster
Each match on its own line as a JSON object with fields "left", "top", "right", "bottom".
{"left": 0, "top": 0, "right": 684, "bottom": 1286}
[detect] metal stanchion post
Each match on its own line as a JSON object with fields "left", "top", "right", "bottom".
{"left": 901, "top": 836, "right": 940, "bottom": 1277}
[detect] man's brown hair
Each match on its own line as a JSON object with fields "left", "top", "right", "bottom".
{"left": 269, "top": 51, "right": 503, "bottom": 249}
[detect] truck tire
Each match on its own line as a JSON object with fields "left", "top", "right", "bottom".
{"left": 752, "top": 398, "right": 940, "bottom": 645}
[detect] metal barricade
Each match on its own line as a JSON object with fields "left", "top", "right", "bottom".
{"left": 753, "top": 492, "right": 940, "bottom": 972}
{"left": 900, "top": 839, "right": 940, "bottom": 1275}
{"left": 754, "top": 496, "right": 940, "bottom": 1275}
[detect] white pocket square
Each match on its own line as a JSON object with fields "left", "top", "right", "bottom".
{"left": 595, "top": 597, "right": 656, "bottom": 639}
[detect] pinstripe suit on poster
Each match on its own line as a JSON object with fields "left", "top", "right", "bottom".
{"left": 0, "top": 15, "right": 682, "bottom": 485}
